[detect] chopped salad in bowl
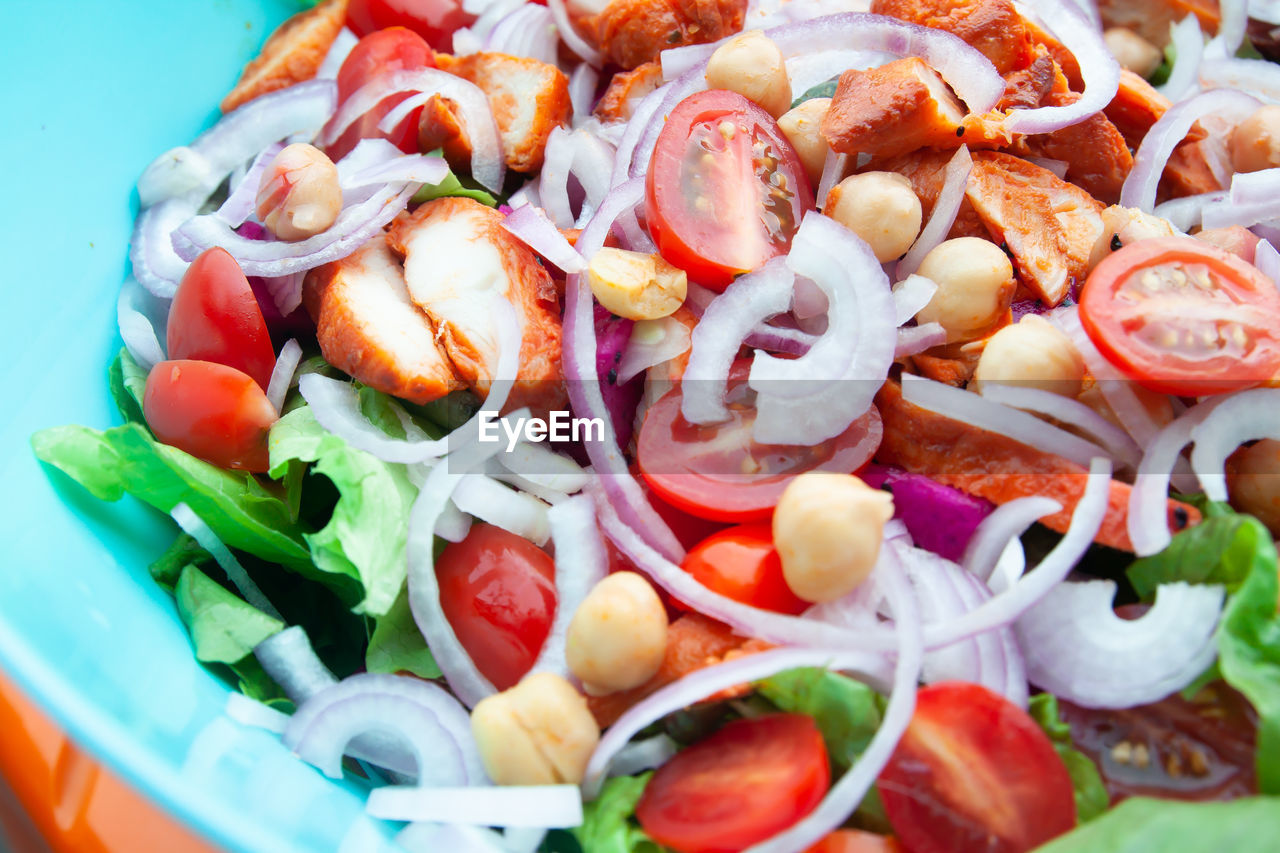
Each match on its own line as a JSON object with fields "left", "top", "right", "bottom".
{"left": 29, "top": 0, "right": 1280, "bottom": 849}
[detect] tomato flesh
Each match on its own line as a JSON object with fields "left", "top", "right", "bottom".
{"left": 806, "top": 830, "right": 903, "bottom": 853}
{"left": 436, "top": 523, "right": 556, "bottom": 690}
{"left": 143, "top": 360, "right": 278, "bottom": 472}
{"left": 637, "top": 359, "right": 882, "bottom": 522}
{"left": 346, "top": 0, "right": 474, "bottom": 52}
{"left": 636, "top": 713, "right": 830, "bottom": 853}
{"left": 877, "top": 681, "right": 1077, "bottom": 853}
{"left": 1080, "top": 236, "right": 1280, "bottom": 395}
{"left": 646, "top": 89, "right": 814, "bottom": 291}
{"left": 167, "top": 248, "right": 276, "bottom": 391}
{"left": 328, "top": 27, "right": 435, "bottom": 160}
{"left": 679, "top": 524, "right": 808, "bottom": 615}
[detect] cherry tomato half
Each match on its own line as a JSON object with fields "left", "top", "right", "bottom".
{"left": 436, "top": 523, "right": 557, "bottom": 690}
{"left": 806, "top": 830, "right": 903, "bottom": 853}
{"left": 636, "top": 713, "right": 830, "bottom": 853}
{"left": 346, "top": 0, "right": 475, "bottom": 52}
{"left": 1080, "top": 236, "right": 1280, "bottom": 396}
{"left": 328, "top": 27, "right": 435, "bottom": 161}
{"left": 679, "top": 524, "right": 808, "bottom": 615}
{"left": 645, "top": 89, "right": 814, "bottom": 291}
{"left": 167, "top": 248, "right": 275, "bottom": 391}
{"left": 637, "top": 360, "right": 882, "bottom": 522}
{"left": 877, "top": 682, "right": 1077, "bottom": 853}
{"left": 143, "top": 360, "right": 278, "bottom": 472}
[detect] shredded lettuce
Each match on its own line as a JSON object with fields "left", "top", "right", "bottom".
{"left": 571, "top": 773, "right": 667, "bottom": 853}
{"left": 150, "top": 532, "right": 212, "bottom": 592}
{"left": 108, "top": 347, "right": 148, "bottom": 427}
{"left": 411, "top": 153, "right": 500, "bottom": 207}
{"left": 1028, "top": 694, "right": 1109, "bottom": 823}
{"left": 1034, "top": 796, "right": 1280, "bottom": 852}
{"left": 175, "top": 563, "right": 284, "bottom": 664}
{"left": 791, "top": 76, "right": 839, "bottom": 109}
{"left": 366, "top": 586, "right": 440, "bottom": 679}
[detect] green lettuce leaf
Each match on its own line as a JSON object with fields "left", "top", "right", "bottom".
{"left": 149, "top": 532, "right": 212, "bottom": 592}
{"left": 1034, "top": 796, "right": 1280, "bottom": 852}
{"left": 1028, "top": 694, "right": 1109, "bottom": 823}
{"left": 366, "top": 586, "right": 441, "bottom": 679}
{"left": 108, "top": 348, "right": 148, "bottom": 427}
{"left": 757, "top": 667, "right": 882, "bottom": 772}
{"left": 175, "top": 564, "right": 284, "bottom": 664}
{"left": 31, "top": 423, "right": 310, "bottom": 569}
{"left": 411, "top": 155, "right": 499, "bottom": 207}
{"left": 791, "top": 76, "right": 839, "bottom": 109}
{"left": 1126, "top": 502, "right": 1258, "bottom": 598}
{"left": 572, "top": 773, "right": 667, "bottom": 853}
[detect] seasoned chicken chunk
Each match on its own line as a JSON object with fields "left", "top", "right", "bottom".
{"left": 1014, "top": 89, "right": 1134, "bottom": 204}
{"left": 221, "top": 0, "right": 348, "bottom": 112}
{"left": 585, "top": 0, "right": 747, "bottom": 70}
{"left": 595, "top": 62, "right": 664, "bottom": 123}
{"left": 387, "top": 198, "right": 565, "bottom": 409}
{"left": 964, "top": 152, "right": 1104, "bottom": 306}
{"left": 303, "top": 235, "right": 463, "bottom": 404}
{"left": 870, "top": 0, "right": 1033, "bottom": 74}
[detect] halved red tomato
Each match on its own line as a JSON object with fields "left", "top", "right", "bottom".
{"left": 328, "top": 27, "right": 435, "bottom": 160}
{"left": 679, "top": 523, "right": 808, "bottom": 615}
{"left": 636, "top": 713, "right": 830, "bottom": 853}
{"left": 143, "top": 360, "right": 278, "bottom": 472}
{"left": 806, "top": 830, "right": 903, "bottom": 853}
{"left": 346, "top": 0, "right": 475, "bottom": 52}
{"left": 167, "top": 248, "right": 276, "bottom": 391}
{"left": 1080, "top": 236, "right": 1280, "bottom": 396}
{"left": 637, "top": 359, "right": 882, "bottom": 522}
{"left": 645, "top": 89, "right": 814, "bottom": 291}
{"left": 877, "top": 682, "right": 1076, "bottom": 853}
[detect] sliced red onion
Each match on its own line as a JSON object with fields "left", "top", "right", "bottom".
{"left": 171, "top": 502, "right": 281, "bottom": 621}
{"left": 978, "top": 383, "right": 1143, "bottom": 469}
{"left": 137, "top": 146, "right": 217, "bottom": 210}
{"left": 117, "top": 276, "right": 167, "bottom": 370}
{"left": 1024, "top": 156, "right": 1069, "bottom": 179}
{"left": 1256, "top": 238, "right": 1280, "bottom": 283}
{"left": 563, "top": 180, "right": 686, "bottom": 562}
{"left": 341, "top": 152, "right": 450, "bottom": 190}
{"left": 785, "top": 49, "right": 894, "bottom": 100}
{"left": 894, "top": 323, "right": 946, "bottom": 357}
{"left": 1154, "top": 190, "right": 1226, "bottom": 232}
{"left": 607, "top": 734, "right": 678, "bottom": 778}
{"left": 547, "top": 0, "right": 602, "bottom": 66}
{"left": 899, "top": 146, "right": 971, "bottom": 277}
{"left": 949, "top": 565, "right": 1028, "bottom": 707}
{"left": 962, "top": 496, "right": 1063, "bottom": 584}
{"left": 891, "top": 275, "right": 938, "bottom": 325}
{"left": 396, "top": 822, "right": 508, "bottom": 853}
{"left": 531, "top": 495, "right": 609, "bottom": 678}
{"left": 539, "top": 127, "right": 616, "bottom": 228}
{"left": 1202, "top": 168, "right": 1280, "bottom": 229}
{"left": 317, "top": 27, "right": 358, "bottom": 80}
{"left": 1121, "top": 89, "right": 1262, "bottom": 212}
{"left": 792, "top": 276, "right": 827, "bottom": 320}
{"left": 215, "top": 142, "right": 283, "bottom": 228}
{"left": 901, "top": 374, "right": 1112, "bottom": 468}
{"left": 486, "top": 3, "right": 559, "bottom": 64}
{"left": 986, "top": 538, "right": 1028, "bottom": 596}
{"left": 1208, "top": 0, "right": 1248, "bottom": 60}
{"left": 1189, "top": 387, "right": 1280, "bottom": 501}
{"left": 750, "top": 214, "right": 897, "bottom": 445}
{"left": 224, "top": 692, "right": 289, "bottom": 734}
{"left": 131, "top": 198, "right": 201, "bottom": 297}
{"left": 502, "top": 204, "right": 586, "bottom": 273}
{"left": 569, "top": 63, "right": 600, "bottom": 124}
{"left": 368, "top": 784, "right": 584, "bottom": 827}
{"left": 253, "top": 626, "right": 337, "bottom": 704}
{"left": 611, "top": 82, "right": 667, "bottom": 186}
{"left": 613, "top": 206, "right": 656, "bottom": 252}
{"left": 1198, "top": 57, "right": 1280, "bottom": 101}
{"left": 495, "top": 441, "right": 591, "bottom": 495}
{"left": 453, "top": 474, "right": 551, "bottom": 545}
{"left": 618, "top": 316, "right": 692, "bottom": 384}
{"left": 660, "top": 43, "right": 719, "bottom": 80}
{"left": 1017, "top": 580, "right": 1224, "bottom": 708}
{"left": 815, "top": 150, "right": 848, "bottom": 210}
{"left": 261, "top": 270, "right": 308, "bottom": 317}
{"left": 1250, "top": 0, "right": 1280, "bottom": 24}
{"left": 266, "top": 338, "right": 302, "bottom": 414}
{"left": 284, "top": 672, "right": 483, "bottom": 783}
{"left": 681, "top": 258, "right": 794, "bottom": 425}
{"left": 745, "top": 0, "right": 877, "bottom": 29}
{"left": 1157, "top": 15, "right": 1205, "bottom": 101}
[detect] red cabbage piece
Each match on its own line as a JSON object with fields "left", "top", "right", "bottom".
{"left": 592, "top": 302, "right": 643, "bottom": 448}
{"left": 863, "top": 464, "right": 995, "bottom": 562}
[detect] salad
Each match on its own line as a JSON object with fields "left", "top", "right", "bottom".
{"left": 28, "top": 0, "right": 1280, "bottom": 849}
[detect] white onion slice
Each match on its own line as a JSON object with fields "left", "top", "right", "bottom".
{"left": 899, "top": 146, "right": 971, "bottom": 277}
{"left": 496, "top": 441, "right": 591, "bottom": 495}
{"left": 224, "top": 692, "right": 289, "bottom": 734}
{"left": 978, "top": 383, "right": 1143, "bottom": 468}
{"left": 901, "top": 374, "right": 1112, "bottom": 469}
{"left": 1255, "top": 238, "right": 1280, "bottom": 284}
{"left": 265, "top": 338, "right": 302, "bottom": 414}
{"left": 962, "top": 496, "right": 1062, "bottom": 583}
{"left": 438, "top": 499, "right": 475, "bottom": 543}
{"left": 117, "top": 276, "right": 167, "bottom": 370}
{"left": 569, "top": 63, "right": 600, "bottom": 124}
{"left": 891, "top": 274, "right": 938, "bottom": 324}
{"left": 894, "top": 322, "right": 946, "bottom": 357}
{"left": 1189, "top": 387, "right": 1280, "bottom": 501}
{"left": 785, "top": 49, "right": 893, "bottom": 100}
{"left": 547, "top": 0, "right": 602, "bottom": 65}
{"left": 607, "top": 734, "right": 678, "bottom": 778}
{"left": 1155, "top": 190, "right": 1225, "bottom": 232}
{"left": 1157, "top": 15, "right": 1204, "bottom": 101}
{"left": 1018, "top": 580, "right": 1224, "bottom": 708}
{"left": 317, "top": 28, "right": 358, "bottom": 80}
{"left": 171, "top": 502, "right": 281, "bottom": 620}
{"left": 531, "top": 495, "right": 609, "bottom": 679}
{"left": 1199, "top": 57, "right": 1280, "bottom": 102}
{"left": 453, "top": 474, "right": 551, "bottom": 545}
{"left": 1208, "top": 0, "right": 1248, "bottom": 59}
{"left": 618, "top": 317, "right": 691, "bottom": 384}
{"left": 397, "top": 822, "right": 507, "bottom": 853}
{"left": 816, "top": 149, "right": 848, "bottom": 207}
{"left": 253, "top": 626, "right": 337, "bottom": 704}
{"left": 502, "top": 204, "right": 585, "bottom": 273}
{"left": 368, "top": 785, "right": 584, "bottom": 827}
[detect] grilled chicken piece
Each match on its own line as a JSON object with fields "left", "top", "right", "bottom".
{"left": 1104, "top": 70, "right": 1173, "bottom": 149}
{"left": 417, "top": 95, "right": 473, "bottom": 166}
{"left": 436, "top": 53, "right": 572, "bottom": 173}
{"left": 221, "top": 0, "right": 348, "bottom": 112}
{"left": 964, "top": 152, "right": 1104, "bottom": 306}
{"left": 595, "top": 62, "right": 664, "bottom": 123}
{"left": 867, "top": 150, "right": 992, "bottom": 240}
{"left": 303, "top": 235, "right": 463, "bottom": 405}
{"left": 1014, "top": 89, "right": 1134, "bottom": 204}
{"left": 387, "top": 198, "right": 565, "bottom": 409}
{"left": 585, "top": 0, "right": 747, "bottom": 70}
{"left": 997, "top": 47, "right": 1058, "bottom": 111}
{"left": 822, "top": 57, "right": 1009, "bottom": 160}
{"left": 871, "top": 0, "right": 1034, "bottom": 74}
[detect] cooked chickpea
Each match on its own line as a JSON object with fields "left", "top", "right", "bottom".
{"left": 777, "top": 97, "right": 831, "bottom": 188}
{"left": 704, "top": 31, "right": 792, "bottom": 118}
{"left": 825, "top": 172, "right": 923, "bottom": 263}
{"left": 585, "top": 247, "right": 687, "bottom": 320}
{"left": 469, "top": 672, "right": 600, "bottom": 786}
{"left": 1103, "top": 28, "right": 1163, "bottom": 78}
{"left": 565, "top": 572, "right": 667, "bottom": 695}
{"left": 1228, "top": 439, "right": 1280, "bottom": 534}
{"left": 1088, "top": 205, "right": 1178, "bottom": 270}
{"left": 772, "top": 472, "right": 894, "bottom": 603}
{"left": 973, "top": 315, "right": 1086, "bottom": 397}
{"left": 1230, "top": 105, "right": 1280, "bottom": 174}
{"left": 255, "top": 142, "right": 342, "bottom": 241}
{"left": 914, "top": 238, "right": 1016, "bottom": 340}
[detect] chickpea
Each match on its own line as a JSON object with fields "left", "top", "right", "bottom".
{"left": 777, "top": 98, "right": 831, "bottom": 188}
{"left": 772, "top": 472, "right": 894, "bottom": 603}
{"left": 469, "top": 672, "right": 600, "bottom": 786}
{"left": 1103, "top": 28, "right": 1163, "bottom": 78}
{"left": 586, "top": 247, "right": 687, "bottom": 320}
{"left": 566, "top": 572, "right": 667, "bottom": 694}
{"left": 704, "top": 31, "right": 792, "bottom": 118}
{"left": 826, "top": 172, "right": 923, "bottom": 263}
{"left": 1230, "top": 105, "right": 1280, "bottom": 174}
{"left": 1088, "top": 205, "right": 1177, "bottom": 270}
{"left": 1227, "top": 439, "right": 1280, "bottom": 534}
{"left": 973, "top": 315, "right": 1086, "bottom": 397}
{"left": 914, "top": 238, "right": 1016, "bottom": 340}
{"left": 256, "top": 143, "right": 342, "bottom": 241}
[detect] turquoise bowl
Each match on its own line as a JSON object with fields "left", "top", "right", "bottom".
{"left": 0, "top": 3, "right": 399, "bottom": 850}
